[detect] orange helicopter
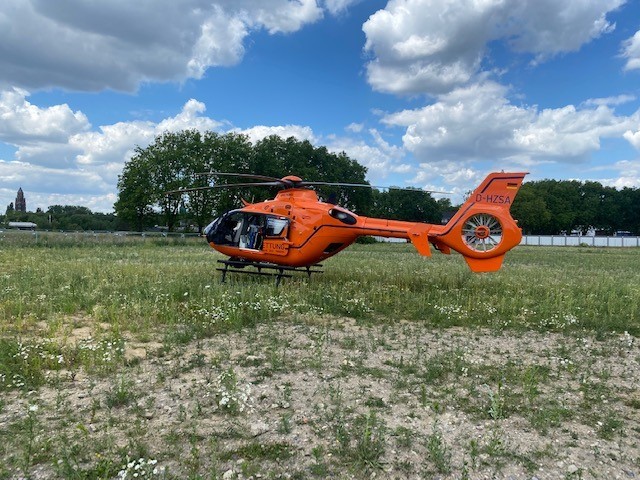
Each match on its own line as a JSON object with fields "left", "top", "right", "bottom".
{"left": 176, "top": 171, "right": 527, "bottom": 281}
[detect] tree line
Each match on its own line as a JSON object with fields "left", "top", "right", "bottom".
{"left": 1, "top": 205, "right": 121, "bottom": 232}
{"left": 511, "top": 180, "right": 640, "bottom": 235}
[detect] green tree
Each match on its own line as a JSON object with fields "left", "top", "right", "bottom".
{"left": 199, "top": 132, "right": 255, "bottom": 220}
{"left": 509, "top": 179, "right": 640, "bottom": 235}
{"left": 115, "top": 149, "right": 155, "bottom": 231}
{"left": 250, "top": 136, "right": 371, "bottom": 213}
{"left": 510, "top": 184, "right": 552, "bottom": 234}
{"left": 371, "top": 188, "right": 441, "bottom": 223}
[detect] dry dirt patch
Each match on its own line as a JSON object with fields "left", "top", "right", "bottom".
{"left": 1, "top": 318, "right": 639, "bottom": 479}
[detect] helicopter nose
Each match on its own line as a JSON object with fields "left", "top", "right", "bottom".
{"left": 204, "top": 218, "right": 219, "bottom": 242}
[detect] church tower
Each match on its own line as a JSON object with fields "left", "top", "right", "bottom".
{"left": 15, "top": 188, "right": 26, "bottom": 212}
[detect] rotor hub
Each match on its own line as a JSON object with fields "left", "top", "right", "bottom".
{"left": 461, "top": 213, "right": 503, "bottom": 253}
{"left": 474, "top": 225, "right": 490, "bottom": 239}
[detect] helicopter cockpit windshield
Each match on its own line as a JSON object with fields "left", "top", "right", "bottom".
{"left": 205, "top": 211, "right": 289, "bottom": 250}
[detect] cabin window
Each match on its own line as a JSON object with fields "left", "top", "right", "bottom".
{"left": 206, "top": 211, "right": 288, "bottom": 249}
{"left": 207, "top": 211, "right": 260, "bottom": 249}
{"left": 329, "top": 208, "right": 357, "bottom": 225}
{"left": 265, "top": 216, "right": 289, "bottom": 237}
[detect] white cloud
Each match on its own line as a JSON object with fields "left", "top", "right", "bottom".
{"left": 363, "top": 0, "right": 625, "bottom": 95}
{"left": 383, "top": 81, "right": 634, "bottom": 165}
{"left": 156, "top": 99, "right": 222, "bottom": 133}
{"left": 345, "top": 122, "right": 364, "bottom": 133}
{"left": 323, "top": 0, "right": 362, "bottom": 15}
{"left": 0, "top": 96, "right": 236, "bottom": 212}
{"left": 590, "top": 159, "right": 640, "bottom": 189}
{"left": 326, "top": 129, "right": 411, "bottom": 184}
{"left": 623, "top": 129, "right": 640, "bottom": 149}
{"left": 502, "top": 0, "right": 622, "bottom": 59}
{"left": 234, "top": 125, "right": 316, "bottom": 144}
{"left": 0, "top": 0, "right": 324, "bottom": 92}
{"left": 621, "top": 30, "right": 640, "bottom": 71}
{"left": 15, "top": 142, "right": 83, "bottom": 169}
{"left": 187, "top": 8, "right": 249, "bottom": 78}
{"left": 0, "top": 160, "right": 111, "bottom": 197}
{"left": 583, "top": 94, "right": 636, "bottom": 107}
{"left": 0, "top": 88, "right": 90, "bottom": 145}
{"left": 248, "top": 0, "right": 324, "bottom": 34}
{"left": 70, "top": 122, "right": 155, "bottom": 167}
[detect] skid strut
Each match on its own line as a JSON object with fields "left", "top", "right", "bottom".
{"left": 216, "top": 259, "right": 323, "bottom": 286}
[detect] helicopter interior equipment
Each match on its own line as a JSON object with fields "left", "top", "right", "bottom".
{"left": 171, "top": 171, "right": 527, "bottom": 284}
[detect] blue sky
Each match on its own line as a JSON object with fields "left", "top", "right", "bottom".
{"left": 1, "top": 0, "right": 640, "bottom": 212}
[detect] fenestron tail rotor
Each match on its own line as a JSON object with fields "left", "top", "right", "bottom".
{"left": 461, "top": 213, "right": 503, "bottom": 252}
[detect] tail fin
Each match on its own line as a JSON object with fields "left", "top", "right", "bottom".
{"left": 429, "top": 172, "right": 527, "bottom": 272}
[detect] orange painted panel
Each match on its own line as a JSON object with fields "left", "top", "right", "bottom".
{"left": 262, "top": 240, "right": 289, "bottom": 256}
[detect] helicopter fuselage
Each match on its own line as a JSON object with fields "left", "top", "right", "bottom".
{"left": 204, "top": 188, "right": 432, "bottom": 267}
{"left": 204, "top": 172, "right": 527, "bottom": 272}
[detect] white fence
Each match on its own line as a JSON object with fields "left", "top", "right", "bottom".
{"left": 1, "top": 229, "right": 639, "bottom": 248}
{"left": 520, "top": 235, "right": 640, "bottom": 247}
{"left": 373, "top": 234, "right": 640, "bottom": 248}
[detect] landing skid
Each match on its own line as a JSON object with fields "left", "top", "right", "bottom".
{"left": 216, "top": 259, "right": 323, "bottom": 286}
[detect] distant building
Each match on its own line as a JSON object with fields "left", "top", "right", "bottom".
{"left": 8, "top": 222, "right": 37, "bottom": 230}
{"left": 15, "top": 188, "right": 26, "bottom": 212}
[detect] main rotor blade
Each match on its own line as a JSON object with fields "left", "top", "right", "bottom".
{"left": 376, "top": 185, "right": 453, "bottom": 195}
{"left": 299, "top": 181, "right": 452, "bottom": 195}
{"left": 195, "top": 172, "right": 282, "bottom": 182}
{"left": 298, "top": 181, "right": 373, "bottom": 188}
{"left": 185, "top": 174, "right": 452, "bottom": 194}
{"left": 166, "top": 181, "right": 283, "bottom": 195}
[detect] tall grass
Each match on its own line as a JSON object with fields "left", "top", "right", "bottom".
{"left": 1, "top": 238, "right": 638, "bottom": 340}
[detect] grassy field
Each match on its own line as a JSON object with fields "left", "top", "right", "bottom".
{"left": 0, "top": 234, "right": 639, "bottom": 479}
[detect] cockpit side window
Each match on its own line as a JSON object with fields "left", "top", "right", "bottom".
{"left": 213, "top": 211, "right": 244, "bottom": 245}
{"left": 265, "top": 216, "right": 289, "bottom": 238}
{"left": 207, "top": 211, "right": 283, "bottom": 249}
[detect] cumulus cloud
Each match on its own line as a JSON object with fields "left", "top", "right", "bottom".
{"left": 323, "top": 0, "right": 362, "bottom": 15}
{"left": 411, "top": 162, "right": 482, "bottom": 200}
{"left": 70, "top": 122, "right": 155, "bottom": 167}
{"left": 621, "top": 30, "right": 640, "bottom": 71}
{"left": 345, "top": 123, "right": 364, "bottom": 133}
{"left": 589, "top": 159, "right": 640, "bottom": 190}
{"left": 363, "top": 0, "right": 624, "bottom": 95}
{"left": 0, "top": 160, "right": 111, "bottom": 196}
{"left": 0, "top": 88, "right": 90, "bottom": 145}
{"left": 583, "top": 94, "right": 636, "bottom": 107}
{"left": 326, "top": 129, "right": 411, "bottom": 184}
{"left": 0, "top": 0, "right": 324, "bottom": 92}
{"left": 623, "top": 129, "right": 640, "bottom": 149}
{"left": 383, "top": 81, "right": 635, "bottom": 166}
{"left": 234, "top": 125, "right": 316, "bottom": 144}
{"left": 156, "top": 99, "right": 222, "bottom": 133}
